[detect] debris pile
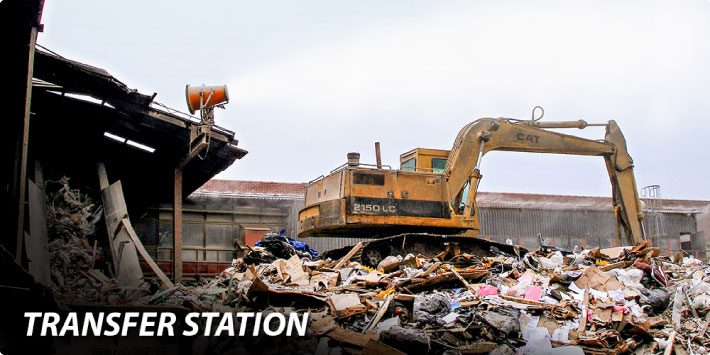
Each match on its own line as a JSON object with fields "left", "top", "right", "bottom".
{"left": 41, "top": 179, "right": 710, "bottom": 354}
{"left": 44, "top": 178, "right": 225, "bottom": 308}
{"left": 45, "top": 177, "right": 111, "bottom": 302}
{"left": 211, "top": 237, "right": 710, "bottom": 354}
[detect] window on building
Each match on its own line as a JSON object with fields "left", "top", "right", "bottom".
{"left": 401, "top": 158, "right": 416, "bottom": 172}
{"left": 432, "top": 158, "right": 447, "bottom": 173}
{"left": 680, "top": 233, "right": 691, "bottom": 251}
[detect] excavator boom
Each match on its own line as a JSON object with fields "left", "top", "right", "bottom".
{"left": 445, "top": 118, "right": 645, "bottom": 244}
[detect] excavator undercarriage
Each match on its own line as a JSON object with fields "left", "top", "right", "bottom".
{"left": 322, "top": 233, "right": 527, "bottom": 268}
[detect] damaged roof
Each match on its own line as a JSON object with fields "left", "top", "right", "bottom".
{"left": 476, "top": 192, "right": 709, "bottom": 214}
{"left": 194, "top": 179, "right": 307, "bottom": 200}
{"left": 30, "top": 48, "right": 247, "bottom": 208}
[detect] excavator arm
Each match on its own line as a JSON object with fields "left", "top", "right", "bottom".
{"left": 444, "top": 117, "right": 646, "bottom": 245}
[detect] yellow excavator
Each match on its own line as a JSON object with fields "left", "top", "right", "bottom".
{"left": 298, "top": 111, "right": 646, "bottom": 265}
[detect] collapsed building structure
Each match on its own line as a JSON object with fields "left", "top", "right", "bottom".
{"left": 22, "top": 48, "right": 247, "bottom": 281}
{"left": 0, "top": 26, "right": 248, "bottom": 351}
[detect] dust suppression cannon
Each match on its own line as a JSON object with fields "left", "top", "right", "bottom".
{"left": 185, "top": 84, "right": 229, "bottom": 125}
{"left": 183, "top": 84, "right": 230, "bottom": 160}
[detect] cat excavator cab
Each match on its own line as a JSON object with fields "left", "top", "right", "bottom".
{"left": 298, "top": 113, "right": 646, "bottom": 265}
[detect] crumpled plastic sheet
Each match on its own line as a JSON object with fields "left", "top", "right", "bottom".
{"left": 255, "top": 233, "right": 318, "bottom": 259}
{"left": 608, "top": 268, "right": 645, "bottom": 290}
{"left": 413, "top": 292, "right": 451, "bottom": 324}
{"left": 286, "top": 237, "right": 318, "bottom": 258}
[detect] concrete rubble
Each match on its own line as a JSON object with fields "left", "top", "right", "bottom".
{"left": 45, "top": 179, "right": 710, "bottom": 354}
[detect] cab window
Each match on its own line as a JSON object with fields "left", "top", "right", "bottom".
{"left": 401, "top": 158, "right": 416, "bottom": 172}
{"left": 432, "top": 158, "right": 447, "bottom": 173}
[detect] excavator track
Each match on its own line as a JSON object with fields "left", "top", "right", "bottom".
{"left": 321, "top": 233, "right": 526, "bottom": 268}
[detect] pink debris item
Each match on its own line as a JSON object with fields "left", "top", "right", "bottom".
{"left": 524, "top": 285, "right": 543, "bottom": 300}
{"left": 478, "top": 285, "right": 498, "bottom": 297}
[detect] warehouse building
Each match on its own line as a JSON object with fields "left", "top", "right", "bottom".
{"left": 475, "top": 192, "right": 706, "bottom": 254}
{"left": 135, "top": 180, "right": 306, "bottom": 276}
{"left": 134, "top": 180, "right": 710, "bottom": 276}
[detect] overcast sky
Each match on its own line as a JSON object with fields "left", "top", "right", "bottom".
{"left": 38, "top": 1, "right": 710, "bottom": 199}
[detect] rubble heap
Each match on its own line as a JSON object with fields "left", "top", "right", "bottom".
{"left": 42, "top": 179, "right": 710, "bottom": 354}
{"left": 45, "top": 177, "right": 110, "bottom": 302}
{"left": 213, "top": 238, "right": 710, "bottom": 354}
{"left": 44, "top": 178, "right": 221, "bottom": 308}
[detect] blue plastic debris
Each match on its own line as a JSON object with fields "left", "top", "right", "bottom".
{"left": 255, "top": 231, "right": 318, "bottom": 259}
{"left": 287, "top": 237, "right": 318, "bottom": 258}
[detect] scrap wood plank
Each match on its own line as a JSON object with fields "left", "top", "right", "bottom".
{"left": 363, "top": 339, "right": 406, "bottom": 355}
{"left": 459, "top": 342, "right": 498, "bottom": 354}
{"left": 326, "top": 326, "right": 376, "bottom": 348}
{"left": 98, "top": 166, "right": 143, "bottom": 288}
{"left": 598, "top": 261, "right": 632, "bottom": 272}
{"left": 598, "top": 246, "right": 629, "bottom": 259}
{"left": 381, "top": 256, "right": 419, "bottom": 273}
{"left": 247, "top": 277, "right": 328, "bottom": 302}
{"left": 121, "top": 218, "right": 174, "bottom": 289}
{"left": 449, "top": 267, "right": 478, "bottom": 295}
{"left": 91, "top": 240, "right": 98, "bottom": 269}
{"left": 499, "top": 295, "right": 552, "bottom": 308}
{"left": 364, "top": 292, "right": 395, "bottom": 332}
{"left": 417, "top": 261, "right": 441, "bottom": 278}
{"left": 333, "top": 242, "right": 363, "bottom": 269}
{"left": 578, "top": 287, "right": 590, "bottom": 335}
{"left": 459, "top": 301, "right": 480, "bottom": 308}
{"left": 426, "top": 327, "right": 467, "bottom": 333}
{"left": 395, "top": 293, "right": 416, "bottom": 302}
{"left": 329, "top": 293, "right": 367, "bottom": 317}
{"left": 310, "top": 314, "right": 336, "bottom": 335}
{"left": 148, "top": 285, "right": 179, "bottom": 304}
{"left": 408, "top": 270, "right": 489, "bottom": 292}
{"left": 663, "top": 331, "right": 676, "bottom": 355}
{"left": 27, "top": 180, "right": 51, "bottom": 286}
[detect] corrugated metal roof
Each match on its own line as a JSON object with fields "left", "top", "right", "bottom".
{"left": 199, "top": 179, "right": 307, "bottom": 196}
{"left": 476, "top": 192, "right": 708, "bottom": 213}
{"left": 190, "top": 190, "right": 304, "bottom": 201}
{"left": 197, "top": 179, "right": 708, "bottom": 214}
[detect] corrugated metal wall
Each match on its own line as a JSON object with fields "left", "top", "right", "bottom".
{"left": 135, "top": 197, "right": 302, "bottom": 265}
{"left": 479, "top": 207, "right": 697, "bottom": 254}
{"left": 137, "top": 194, "right": 701, "bottom": 260}
{"left": 300, "top": 236, "right": 374, "bottom": 254}
{"left": 479, "top": 208, "right": 617, "bottom": 250}
{"left": 303, "top": 207, "right": 699, "bottom": 255}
